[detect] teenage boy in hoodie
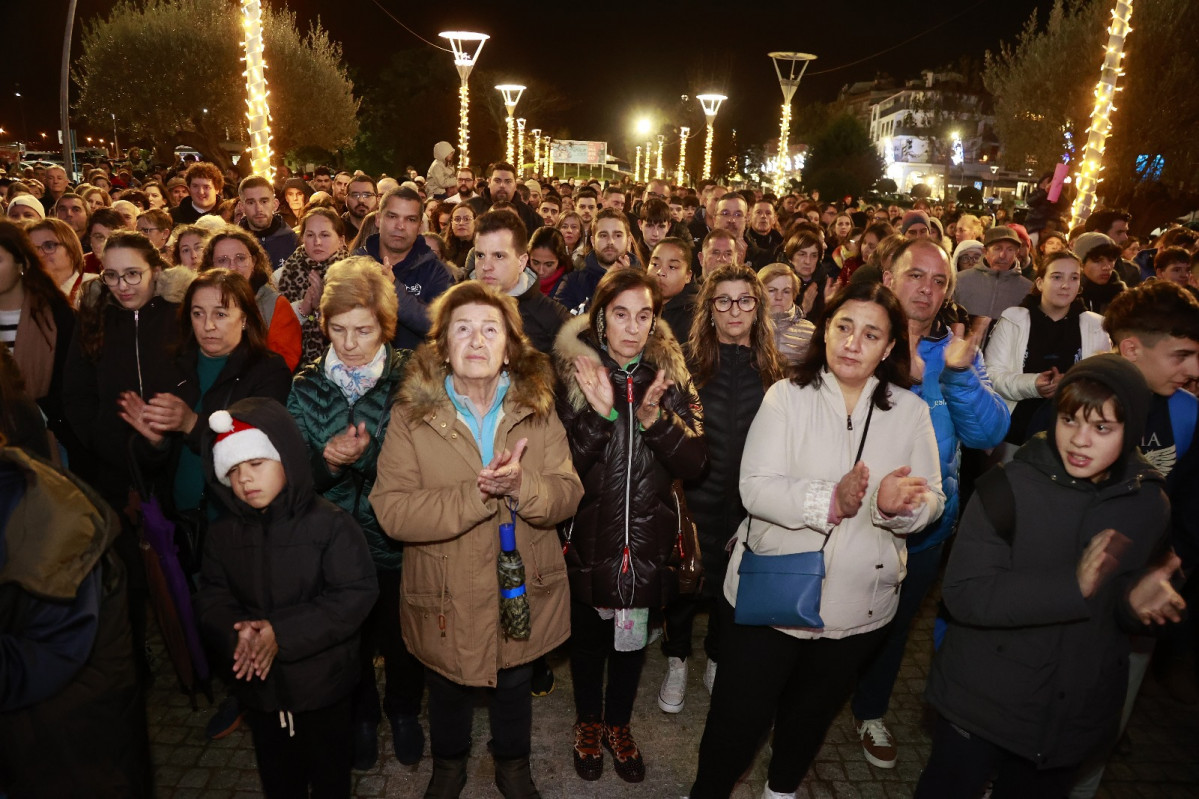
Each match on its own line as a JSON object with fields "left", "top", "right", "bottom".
{"left": 238, "top": 176, "right": 299, "bottom": 271}
{"left": 917, "top": 356, "right": 1186, "bottom": 797}
{"left": 196, "top": 398, "right": 378, "bottom": 799}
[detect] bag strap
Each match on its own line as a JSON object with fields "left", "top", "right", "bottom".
{"left": 975, "top": 464, "right": 1016, "bottom": 544}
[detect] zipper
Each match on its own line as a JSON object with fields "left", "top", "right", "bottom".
{"left": 133, "top": 308, "right": 145, "bottom": 397}
{"left": 620, "top": 370, "right": 635, "bottom": 605}
{"left": 846, "top": 413, "right": 853, "bottom": 431}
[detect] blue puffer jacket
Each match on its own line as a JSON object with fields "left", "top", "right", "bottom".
{"left": 907, "top": 325, "right": 1010, "bottom": 554}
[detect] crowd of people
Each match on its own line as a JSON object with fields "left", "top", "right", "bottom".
{"left": 1, "top": 138, "right": 1197, "bottom": 799}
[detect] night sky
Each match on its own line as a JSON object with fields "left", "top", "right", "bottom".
{"left": 4, "top": 0, "right": 1054, "bottom": 157}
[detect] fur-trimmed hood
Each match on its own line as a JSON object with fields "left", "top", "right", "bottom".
{"left": 552, "top": 314, "right": 690, "bottom": 411}
{"left": 398, "top": 340, "right": 557, "bottom": 423}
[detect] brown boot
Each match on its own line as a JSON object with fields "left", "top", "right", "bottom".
{"left": 423, "top": 755, "right": 467, "bottom": 799}
{"left": 602, "top": 723, "right": 645, "bottom": 783}
{"left": 572, "top": 719, "right": 604, "bottom": 781}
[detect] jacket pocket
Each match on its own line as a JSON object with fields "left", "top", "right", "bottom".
{"left": 401, "top": 591, "right": 455, "bottom": 670}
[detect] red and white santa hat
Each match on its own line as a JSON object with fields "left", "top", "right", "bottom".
{"left": 209, "top": 410, "right": 281, "bottom": 486}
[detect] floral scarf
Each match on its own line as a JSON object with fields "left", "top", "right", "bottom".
{"left": 324, "top": 344, "right": 387, "bottom": 405}
{"left": 277, "top": 244, "right": 349, "bottom": 365}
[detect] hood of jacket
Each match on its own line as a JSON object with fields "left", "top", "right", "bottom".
{"left": 433, "top": 140, "right": 454, "bottom": 161}
{"left": 202, "top": 397, "right": 315, "bottom": 520}
{"left": 552, "top": 314, "right": 688, "bottom": 411}
{"left": 398, "top": 338, "right": 557, "bottom": 424}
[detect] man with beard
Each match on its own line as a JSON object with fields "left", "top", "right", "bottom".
{"left": 689, "top": 183, "right": 726, "bottom": 245}
{"left": 553, "top": 208, "right": 638, "bottom": 315}
{"left": 331, "top": 171, "right": 352, "bottom": 211}
{"left": 466, "top": 161, "right": 539, "bottom": 238}
{"left": 713, "top": 192, "right": 771, "bottom": 269}
{"left": 445, "top": 167, "right": 477, "bottom": 205}
{"left": 238, "top": 176, "right": 299, "bottom": 270}
{"left": 341, "top": 174, "right": 378, "bottom": 241}
{"left": 537, "top": 195, "right": 562, "bottom": 228}
{"left": 53, "top": 193, "right": 90, "bottom": 248}
{"left": 573, "top": 187, "right": 599, "bottom": 242}
{"left": 352, "top": 186, "right": 452, "bottom": 348}
{"left": 310, "top": 166, "right": 333, "bottom": 194}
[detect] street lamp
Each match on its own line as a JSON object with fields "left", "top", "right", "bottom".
{"left": 989, "top": 164, "right": 999, "bottom": 198}
{"left": 440, "top": 30, "right": 489, "bottom": 169}
{"left": 768, "top": 52, "right": 816, "bottom": 195}
{"left": 696, "top": 94, "right": 726, "bottom": 181}
{"left": 495, "top": 84, "right": 525, "bottom": 166}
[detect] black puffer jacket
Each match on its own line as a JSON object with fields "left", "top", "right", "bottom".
{"left": 62, "top": 292, "right": 184, "bottom": 503}
{"left": 195, "top": 398, "right": 378, "bottom": 714}
{"left": 553, "top": 316, "right": 707, "bottom": 609}
{"left": 683, "top": 343, "right": 769, "bottom": 597}
{"left": 927, "top": 435, "right": 1169, "bottom": 769}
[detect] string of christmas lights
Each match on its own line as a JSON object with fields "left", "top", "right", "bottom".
{"left": 240, "top": 0, "right": 273, "bottom": 181}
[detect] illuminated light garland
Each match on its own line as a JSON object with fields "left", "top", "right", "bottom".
{"left": 545, "top": 136, "right": 553, "bottom": 177}
{"left": 440, "top": 31, "right": 489, "bottom": 169}
{"left": 677, "top": 126, "right": 690, "bottom": 186}
{"left": 655, "top": 134, "right": 665, "bottom": 180}
{"left": 776, "top": 102, "right": 791, "bottom": 195}
{"left": 635, "top": 146, "right": 642, "bottom": 183}
{"left": 697, "top": 94, "right": 726, "bottom": 181}
{"left": 240, "top": 0, "right": 273, "bottom": 181}
{"left": 531, "top": 129, "right": 541, "bottom": 175}
{"left": 517, "top": 118, "right": 526, "bottom": 173}
{"left": 1070, "top": 1, "right": 1133, "bottom": 228}
{"left": 495, "top": 84, "right": 524, "bottom": 168}
{"left": 643, "top": 140, "right": 653, "bottom": 183}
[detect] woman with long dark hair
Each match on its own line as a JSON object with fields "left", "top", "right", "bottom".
{"left": 657, "top": 265, "right": 785, "bottom": 714}
{"left": 690, "top": 281, "right": 944, "bottom": 799}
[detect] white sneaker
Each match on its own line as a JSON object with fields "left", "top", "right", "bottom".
{"left": 658, "top": 656, "right": 688, "bottom": 713}
{"left": 762, "top": 786, "right": 796, "bottom": 799}
{"left": 703, "top": 659, "right": 717, "bottom": 695}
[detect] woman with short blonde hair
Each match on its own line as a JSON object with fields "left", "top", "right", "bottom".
{"left": 319, "top": 256, "right": 398, "bottom": 343}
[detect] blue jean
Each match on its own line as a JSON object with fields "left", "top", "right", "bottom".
{"left": 850, "top": 542, "right": 943, "bottom": 721}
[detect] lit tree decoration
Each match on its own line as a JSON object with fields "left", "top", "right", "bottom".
{"left": 635, "top": 146, "right": 642, "bottom": 183}
{"left": 655, "top": 134, "right": 665, "bottom": 180}
{"left": 240, "top": 0, "right": 273, "bottom": 181}
{"left": 643, "top": 140, "right": 653, "bottom": 183}
{"left": 1070, "top": 0, "right": 1133, "bottom": 228}
{"left": 440, "top": 31, "right": 489, "bottom": 168}
{"left": 696, "top": 94, "right": 726, "bottom": 181}
{"left": 769, "top": 52, "right": 816, "bottom": 195}
{"left": 531, "top": 128, "right": 541, "bottom": 175}
{"left": 677, "top": 126, "right": 690, "bottom": 186}
{"left": 546, "top": 136, "right": 553, "bottom": 176}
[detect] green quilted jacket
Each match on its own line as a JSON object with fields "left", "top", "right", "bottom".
{"left": 287, "top": 344, "right": 412, "bottom": 571}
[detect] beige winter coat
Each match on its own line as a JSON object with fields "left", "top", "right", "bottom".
{"left": 370, "top": 345, "right": 583, "bottom": 687}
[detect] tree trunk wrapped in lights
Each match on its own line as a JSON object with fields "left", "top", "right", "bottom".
{"left": 1070, "top": 0, "right": 1133, "bottom": 228}
{"left": 240, "top": 0, "right": 273, "bottom": 181}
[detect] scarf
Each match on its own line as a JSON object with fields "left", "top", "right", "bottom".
{"left": 277, "top": 244, "right": 349, "bottom": 365}
{"left": 324, "top": 344, "right": 387, "bottom": 405}
{"left": 539, "top": 265, "right": 566, "bottom": 296}
{"left": 12, "top": 292, "right": 56, "bottom": 400}
{"left": 445, "top": 373, "right": 510, "bottom": 465}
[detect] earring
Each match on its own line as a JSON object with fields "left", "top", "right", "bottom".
{"left": 711, "top": 318, "right": 716, "bottom": 327}
{"left": 596, "top": 312, "right": 606, "bottom": 338}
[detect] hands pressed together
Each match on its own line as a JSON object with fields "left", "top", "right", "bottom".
{"left": 478, "top": 438, "right": 528, "bottom": 503}
{"left": 118, "top": 391, "right": 199, "bottom": 446}
{"left": 232, "top": 619, "right": 278, "bottom": 681}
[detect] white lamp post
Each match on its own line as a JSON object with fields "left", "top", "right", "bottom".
{"left": 768, "top": 52, "right": 816, "bottom": 195}
{"left": 696, "top": 94, "right": 727, "bottom": 181}
{"left": 440, "top": 31, "right": 489, "bottom": 168}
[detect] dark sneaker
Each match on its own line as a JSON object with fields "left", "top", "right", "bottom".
{"left": 572, "top": 720, "right": 604, "bottom": 781}
{"left": 602, "top": 723, "right": 645, "bottom": 783}
{"left": 205, "top": 696, "right": 243, "bottom": 740}
{"left": 856, "top": 718, "right": 897, "bottom": 769}
{"left": 530, "top": 660, "right": 555, "bottom": 697}
{"left": 388, "top": 713, "right": 425, "bottom": 765}
{"left": 353, "top": 718, "right": 378, "bottom": 771}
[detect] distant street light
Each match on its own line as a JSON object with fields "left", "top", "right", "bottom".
{"left": 496, "top": 84, "right": 526, "bottom": 166}
{"left": 696, "top": 94, "right": 727, "bottom": 181}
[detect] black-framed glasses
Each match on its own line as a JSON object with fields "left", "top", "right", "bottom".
{"left": 712, "top": 295, "right": 758, "bottom": 312}
{"left": 101, "top": 269, "right": 146, "bottom": 286}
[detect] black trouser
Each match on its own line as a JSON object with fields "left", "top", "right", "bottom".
{"left": 352, "top": 568, "right": 425, "bottom": 724}
{"left": 425, "top": 665, "right": 533, "bottom": 760}
{"left": 914, "top": 716, "right": 1079, "bottom": 799}
{"left": 662, "top": 593, "right": 720, "bottom": 661}
{"left": 569, "top": 600, "right": 646, "bottom": 726}
{"left": 690, "top": 599, "right": 888, "bottom": 797}
{"left": 245, "top": 695, "right": 353, "bottom": 799}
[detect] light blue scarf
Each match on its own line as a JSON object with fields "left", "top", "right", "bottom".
{"left": 445, "top": 373, "right": 510, "bottom": 465}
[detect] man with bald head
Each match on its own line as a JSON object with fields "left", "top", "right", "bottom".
{"left": 846, "top": 238, "right": 1009, "bottom": 770}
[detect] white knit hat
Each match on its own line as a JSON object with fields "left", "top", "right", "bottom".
{"left": 209, "top": 410, "right": 281, "bottom": 486}
{"left": 7, "top": 195, "right": 45, "bottom": 220}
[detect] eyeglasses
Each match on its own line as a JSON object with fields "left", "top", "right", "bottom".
{"left": 348, "top": 191, "right": 377, "bottom": 200}
{"left": 101, "top": 269, "right": 145, "bottom": 286}
{"left": 137, "top": 226, "right": 161, "bottom": 234}
{"left": 35, "top": 240, "right": 63, "bottom": 255}
{"left": 215, "top": 253, "right": 251, "bottom": 268}
{"left": 646, "top": 191, "right": 667, "bottom": 201}
{"left": 712, "top": 295, "right": 758, "bottom": 312}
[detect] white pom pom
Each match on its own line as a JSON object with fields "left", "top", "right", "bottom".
{"left": 209, "top": 410, "right": 234, "bottom": 434}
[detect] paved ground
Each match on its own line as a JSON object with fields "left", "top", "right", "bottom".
{"left": 146, "top": 592, "right": 1198, "bottom": 798}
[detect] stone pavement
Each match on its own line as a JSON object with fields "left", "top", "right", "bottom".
{"left": 146, "top": 593, "right": 1198, "bottom": 798}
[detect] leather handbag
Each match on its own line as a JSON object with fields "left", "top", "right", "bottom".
{"left": 733, "top": 402, "right": 875, "bottom": 629}
{"left": 672, "top": 481, "right": 704, "bottom": 595}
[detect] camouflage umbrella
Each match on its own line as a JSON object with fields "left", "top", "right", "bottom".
{"left": 498, "top": 501, "right": 530, "bottom": 640}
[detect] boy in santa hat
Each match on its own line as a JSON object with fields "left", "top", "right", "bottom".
{"left": 195, "top": 397, "right": 377, "bottom": 798}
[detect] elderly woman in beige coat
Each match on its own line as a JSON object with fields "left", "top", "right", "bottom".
{"left": 370, "top": 281, "right": 582, "bottom": 799}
